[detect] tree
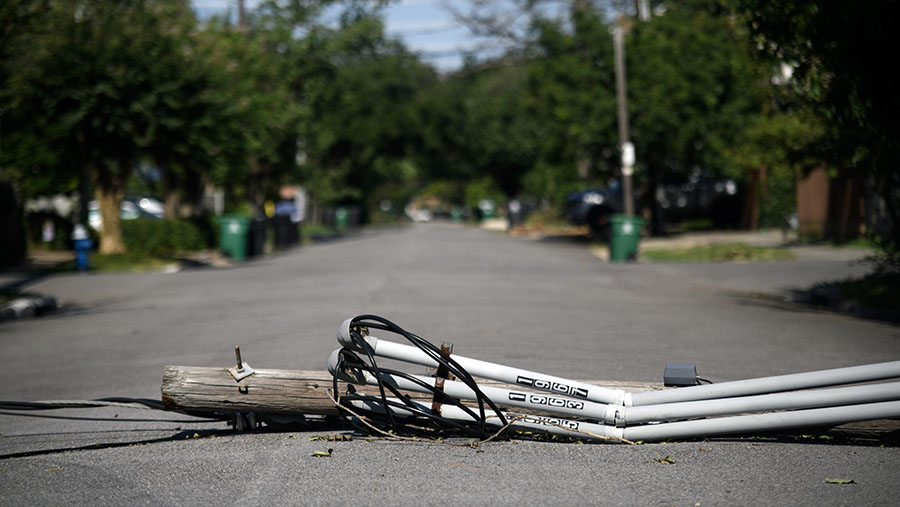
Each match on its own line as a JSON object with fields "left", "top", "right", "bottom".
{"left": 144, "top": 30, "right": 232, "bottom": 219}
{"left": 1, "top": 1, "right": 76, "bottom": 201}
{"left": 285, "top": 8, "right": 436, "bottom": 212}
{"left": 723, "top": 110, "right": 824, "bottom": 228}
{"left": 524, "top": 2, "right": 618, "bottom": 205}
{"left": 3, "top": 0, "right": 204, "bottom": 253}
{"left": 627, "top": 1, "right": 766, "bottom": 232}
{"left": 737, "top": 0, "right": 900, "bottom": 254}
{"left": 200, "top": 19, "right": 302, "bottom": 217}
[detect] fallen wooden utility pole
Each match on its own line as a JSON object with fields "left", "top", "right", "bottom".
{"left": 160, "top": 365, "right": 661, "bottom": 417}
{"left": 161, "top": 365, "right": 900, "bottom": 439}
{"left": 162, "top": 366, "right": 346, "bottom": 416}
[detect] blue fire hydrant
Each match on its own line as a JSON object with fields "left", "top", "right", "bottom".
{"left": 72, "top": 224, "right": 92, "bottom": 271}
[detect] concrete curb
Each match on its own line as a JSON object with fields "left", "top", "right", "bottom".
{"left": 0, "top": 296, "right": 58, "bottom": 322}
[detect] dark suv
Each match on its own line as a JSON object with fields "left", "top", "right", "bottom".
{"left": 565, "top": 185, "right": 635, "bottom": 236}
{"left": 566, "top": 177, "right": 741, "bottom": 236}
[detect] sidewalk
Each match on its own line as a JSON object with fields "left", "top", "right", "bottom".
{"left": 0, "top": 250, "right": 69, "bottom": 292}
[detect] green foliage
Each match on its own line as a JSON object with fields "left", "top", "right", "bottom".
{"left": 416, "top": 180, "right": 463, "bottom": 205}
{"left": 525, "top": 4, "right": 617, "bottom": 192}
{"left": 723, "top": 111, "right": 824, "bottom": 227}
{"left": 738, "top": 0, "right": 900, "bottom": 255}
{"left": 523, "top": 207, "right": 567, "bottom": 229}
{"left": 2, "top": 0, "right": 210, "bottom": 252}
{"left": 8, "top": 0, "right": 882, "bottom": 246}
{"left": 464, "top": 177, "right": 506, "bottom": 210}
{"left": 288, "top": 12, "right": 436, "bottom": 208}
{"left": 829, "top": 272, "right": 900, "bottom": 313}
{"left": 628, "top": 3, "right": 766, "bottom": 178}
{"left": 121, "top": 218, "right": 207, "bottom": 257}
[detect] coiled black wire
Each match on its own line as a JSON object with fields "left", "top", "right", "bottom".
{"left": 331, "top": 314, "right": 508, "bottom": 440}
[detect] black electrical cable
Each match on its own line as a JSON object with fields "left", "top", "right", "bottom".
{"left": 333, "top": 351, "right": 487, "bottom": 438}
{"left": 334, "top": 349, "right": 491, "bottom": 437}
{"left": 355, "top": 315, "right": 507, "bottom": 429}
{"left": 0, "top": 398, "right": 229, "bottom": 421}
{"left": 351, "top": 315, "right": 502, "bottom": 433}
{"left": 696, "top": 377, "right": 714, "bottom": 385}
{"left": 331, "top": 314, "right": 509, "bottom": 440}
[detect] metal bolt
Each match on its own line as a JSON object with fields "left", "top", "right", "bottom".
{"left": 235, "top": 345, "right": 243, "bottom": 371}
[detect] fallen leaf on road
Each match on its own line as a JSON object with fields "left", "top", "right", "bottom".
{"left": 45, "top": 466, "right": 62, "bottom": 472}
{"left": 309, "top": 435, "right": 352, "bottom": 442}
{"left": 312, "top": 448, "right": 333, "bottom": 458}
{"left": 653, "top": 456, "right": 676, "bottom": 465}
{"left": 825, "top": 478, "right": 857, "bottom": 484}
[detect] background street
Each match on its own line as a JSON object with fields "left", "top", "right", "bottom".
{"left": 2, "top": 223, "right": 898, "bottom": 505}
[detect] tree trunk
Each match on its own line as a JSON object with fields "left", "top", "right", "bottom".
{"left": 164, "top": 190, "right": 179, "bottom": 219}
{"left": 161, "top": 164, "right": 179, "bottom": 219}
{"left": 758, "top": 165, "right": 768, "bottom": 228}
{"left": 741, "top": 167, "right": 762, "bottom": 230}
{"left": 95, "top": 183, "right": 126, "bottom": 254}
{"left": 247, "top": 160, "right": 267, "bottom": 219}
{"left": 183, "top": 167, "right": 204, "bottom": 217}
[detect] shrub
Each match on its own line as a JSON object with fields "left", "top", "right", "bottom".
{"left": 122, "top": 218, "right": 207, "bottom": 257}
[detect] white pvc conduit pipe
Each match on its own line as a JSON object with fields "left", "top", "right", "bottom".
{"left": 623, "top": 400, "right": 900, "bottom": 441}
{"left": 348, "top": 397, "right": 900, "bottom": 442}
{"left": 347, "top": 397, "right": 622, "bottom": 440}
{"left": 338, "top": 320, "right": 900, "bottom": 408}
{"left": 329, "top": 349, "right": 900, "bottom": 425}
{"left": 333, "top": 318, "right": 900, "bottom": 441}
{"left": 618, "top": 381, "right": 900, "bottom": 425}
{"left": 337, "top": 319, "right": 629, "bottom": 405}
{"left": 328, "top": 349, "right": 610, "bottom": 420}
{"left": 630, "top": 361, "right": 900, "bottom": 406}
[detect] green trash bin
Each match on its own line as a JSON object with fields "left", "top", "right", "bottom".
{"left": 609, "top": 214, "right": 644, "bottom": 262}
{"left": 335, "top": 207, "right": 349, "bottom": 229}
{"left": 218, "top": 215, "right": 250, "bottom": 261}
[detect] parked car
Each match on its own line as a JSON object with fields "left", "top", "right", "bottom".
{"left": 88, "top": 195, "right": 165, "bottom": 230}
{"left": 566, "top": 176, "right": 741, "bottom": 236}
{"left": 565, "top": 184, "right": 638, "bottom": 236}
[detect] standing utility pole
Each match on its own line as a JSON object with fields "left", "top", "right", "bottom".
{"left": 613, "top": 21, "right": 635, "bottom": 217}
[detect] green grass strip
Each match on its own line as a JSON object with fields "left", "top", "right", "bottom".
{"left": 642, "top": 242, "right": 796, "bottom": 263}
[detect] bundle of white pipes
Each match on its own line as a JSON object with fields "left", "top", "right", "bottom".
{"left": 329, "top": 317, "right": 900, "bottom": 442}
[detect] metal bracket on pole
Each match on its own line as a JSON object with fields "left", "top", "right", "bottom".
{"left": 227, "top": 345, "right": 255, "bottom": 382}
{"left": 429, "top": 343, "right": 454, "bottom": 416}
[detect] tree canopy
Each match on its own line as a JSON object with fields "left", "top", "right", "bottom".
{"left": 2, "top": 0, "right": 896, "bottom": 252}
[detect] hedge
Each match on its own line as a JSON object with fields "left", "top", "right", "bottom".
{"left": 122, "top": 218, "right": 209, "bottom": 257}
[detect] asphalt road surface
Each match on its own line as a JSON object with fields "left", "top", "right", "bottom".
{"left": 2, "top": 222, "right": 898, "bottom": 505}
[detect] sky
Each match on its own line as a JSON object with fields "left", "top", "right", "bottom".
{"left": 190, "top": 0, "right": 502, "bottom": 72}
